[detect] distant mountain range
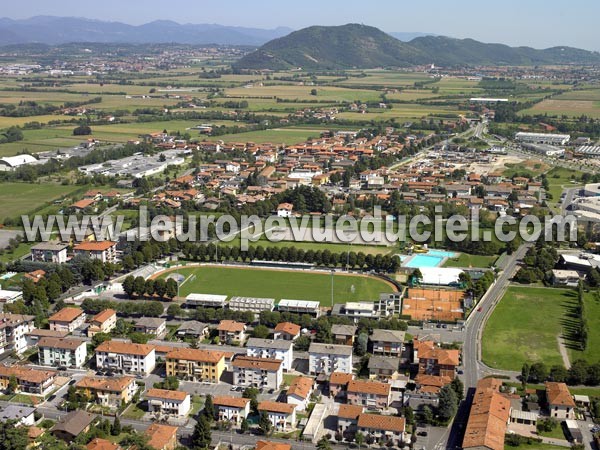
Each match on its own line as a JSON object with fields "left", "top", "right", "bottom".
{"left": 235, "top": 24, "right": 600, "bottom": 70}
{"left": 0, "top": 16, "right": 293, "bottom": 46}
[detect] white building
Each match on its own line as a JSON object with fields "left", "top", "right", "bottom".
{"left": 0, "top": 405, "right": 35, "bottom": 426}
{"left": 31, "top": 242, "right": 69, "bottom": 264}
{"left": 308, "top": 343, "right": 353, "bottom": 375}
{"left": 185, "top": 293, "right": 227, "bottom": 308}
{"left": 146, "top": 388, "right": 191, "bottom": 417}
{"left": 258, "top": 401, "right": 297, "bottom": 432}
{"left": 515, "top": 132, "right": 570, "bottom": 146}
{"left": 213, "top": 396, "right": 251, "bottom": 425}
{"left": 286, "top": 376, "right": 314, "bottom": 411}
{"left": 49, "top": 307, "right": 86, "bottom": 333}
{"left": 232, "top": 355, "right": 283, "bottom": 390}
{"left": 0, "top": 154, "right": 38, "bottom": 171}
{"left": 277, "top": 299, "right": 321, "bottom": 317}
{"left": 38, "top": 337, "right": 87, "bottom": 368}
{"left": 246, "top": 338, "right": 293, "bottom": 371}
{"left": 95, "top": 341, "right": 156, "bottom": 375}
{"left": 277, "top": 203, "right": 294, "bottom": 217}
{"left": 228, "top": 297, "right": 275, "bottom": 314}
{"left": 0, "top": 313, "right": 34, "bottom": 355}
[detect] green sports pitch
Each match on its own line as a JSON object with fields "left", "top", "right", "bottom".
{"left": 156, "top": 265, "right": 396, "bottom": 305}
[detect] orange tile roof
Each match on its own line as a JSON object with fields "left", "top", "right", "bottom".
{"left": 255, "top": 441, "right": 291, "bottom": 450}
{"left": 75, "top": 376, "right": 135, "bottom": 393}
{"left": 213, "top": 396, "right": 251, "bottom": 409}
{"left": 90, "top": 309, "right": 116, "bottom": 325}
{"left": 258, "top": 401, "right": 295, "bottom": 414}
{"left": 87, "top": 438, "right": 121, "bottom": 450}
{"left": 274, "top": 322, "right": 301, "bottom": 336}
{"left": 72, "top": 199, "right": 95, "bottom": 209}
{"left": 348, "top": 380, "right": 391, "bottom": 396}
{"left": 48, "top": 307, "right": 84, "bottom": 323}
{"left": 145, "top": 423, "right": 178, "bottom": 450}
{"left": 74, "top": 241, "right": 116, "bottom": 252}
{"left": 217, "top": 320, "right": 246, "bottom": 332}
{"left": 287, "top": 376, "right": 313, "bottom": 400}
{"left": 0, "top": 365, "right": 56, "bottom": 384}
{"left": 96, "top": 340, "right": 155, "bottom": 357}
{"left": 545, "top": 382, "right": 575, "bottom": 407}
{"left": 338, "top": 404, "right": 363, "bottom": 420}
{"left": 166, "top": 348, "right": 225, "bottom": 364}
{"left": 357, "top": 413, "right": 405, "bottom": 433}
{"left": 232, "top": 355, "right": 283, "bottom": 371}
{"left": 146, "top": 388, "right": 188, "bottom": 402}
{"left": 330, "top": 372, "right": 353, "bottom": 385}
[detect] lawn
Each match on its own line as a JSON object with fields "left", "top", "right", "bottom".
{"left": 0, "top": 182, "right": 82, "bottom": 222}
{"left": 545, "top": 166, "right": 584, "bottom": 204}
{"left": 482, "top": 286, "right": 573, "bottom": 371}
{"left": 569, "top": 289, "right": 600, "bottom": 364}
{"left": 122, "top": 402, "right": 146, "bottom": 419}
{"left": 156, "top": 265, "right": 396, "bottom": 304}
{"left": 504, "top": 443, "right": 565, "bottom": 450}
{"left": 538, "top": 425, "right": 567, "bottom": 441}
{"left": 443, "top": 253, "right": 498, "bottom": 268}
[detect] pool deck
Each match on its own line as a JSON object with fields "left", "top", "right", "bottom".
{"left": 401, "top": 251, "right": 457, "bottom": 269}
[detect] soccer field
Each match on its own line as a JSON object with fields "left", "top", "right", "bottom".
{"left": 156, "top": 265, "right": 396, "bottom": 305}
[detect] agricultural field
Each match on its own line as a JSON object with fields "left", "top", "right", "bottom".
{"left": 155, "top": 265, "right": 396, "bottom": 304}
{"left": 204, "top": 127, "right": 326, "bottom": 145}
{"left": 0, "top": 182, "right": 83, "bottom": 222}
{"left": 520, "top": 98, "right": 600, "bottom": 118}
{"left": 482, "top": 286, "right": 597, "bottom": 371}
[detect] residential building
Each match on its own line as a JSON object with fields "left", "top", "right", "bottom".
{"left": 347, "top": 380, "right": 392, "bottom": 408}
{"left": 277, "top": 203, "right": 294, "bottom": 217}
{"left": 213, "top": 396, "right": 251, "bottom": 425}
{"left": 217, "top": 320, "right": 247, "bottom": 344}
{"left": 175, "top": 321, "right": 209, "bottom": 340}
{"left": 0, "top": 313, "right": 35, "bottom": 355}
{"left": 87, "top": 309, "right": 117, "bottom": 337}
{"left": 463, "top": 378, "right": 511, "bottom": 450}
{"left": 286, "top": 376, "right": 314, "bottom": 411}
{"left": 371, "top": 329, "right": 406, "bottom": 357}
{"left": 0, "top": 404, "right": 35, "bottom": 426}
{"left": 414, "top": 338, "right": 460, "bottom": 379}
{"left": 165, "top": 348, "right": 225, "bottom": 383}
{"left": 31, "top": 242, "right": 69, "bottom": 264}
{"left": 184, "top": 294, "right": 227, "bottom": 308}
{"left": 49, "top": 307, "right": 86, "bottom": 333}
{"left": 273, "top": 322, "right": 301, "bottom": 341}
{"left": 73, "top": 241, "right": 117, "bottom": 263}
{"left": 146, "top": 388, "right": 191, "bottom": 417}
{"left": 546, "top": 382, "right": 576, "bottom": 420}
{"left": 87, "top": 438, "right": 121, "bottom": 450}
{"left": 337, "top": 404, "right": 363, "bottom": 435}
{"left": 329, "top": 372, "right": 354, "bottom": 399}
{"left": 51, "top": 410, "right": 97, "bottom": 442}
{"left": 0, "top": 366, "right": 56, "bottom": 395}
{"left": 308, "top": 343, "right": 353, "bottom": 375}
{"left": 357, "top": 413, "right": 405, "bottom": 445}
{"left": 246, "top": 338, "right": 293, "bottom": 371}
{"left": 331, "top": 324, "right": 357, "bottom": 346}
{"left": 134, "top": 317, "right": 167, "bottom": 337}
{"left": 26, "top": 329, "right": 68, "bottom": 348}
{"left": 0, "top": 290, "right": 23, "bottom": 310}
{"left": 232, "top": 355, "right": 283, "bottom": 390}
{"left": 75, "top": 376, "right": 137, "bottom": 408}
{"left": 38, "top": 337, "right": 87, "bottom": 368}
{"left": 368, "top": 356, "right": 401, "bottom": 381}
{"left": 95, "top": 341, "right": 156, "bottom": 375}
{"left": 145, "top": 423, "right": 178, "bottom": 450}
{"left": 258, "top": 401, "right": 296, "bottom": 431}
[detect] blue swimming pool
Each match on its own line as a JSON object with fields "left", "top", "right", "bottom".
{"left": 403, "top": 249, "right": 457, "bottom": 268}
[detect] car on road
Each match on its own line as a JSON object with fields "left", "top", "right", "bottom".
{"left": 477, "top": 307, "right": 483, "bottom": 312}
{"left": 417, "top": 431, "right": 428, "bottom": 437}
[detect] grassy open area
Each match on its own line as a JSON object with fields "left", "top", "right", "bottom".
{"left": 569, "top": 289, "right": 600, "bottom": 364}
{"left": 443, "top": 253, "right": 498, "bottom": 268}
{"left": 483, "top": 287, "right": 573, "bottom": 371}
{"left": 545, "top": 166, "right": 584, "bottom": 203}
{"left": 504, "top": 443, "right": 565, "bottom": 450}
{"left": 156, "top": 265, "right": 395, "bottom": 304}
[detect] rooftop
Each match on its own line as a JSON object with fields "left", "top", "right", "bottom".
{"left": 96, "top": 340, "right": 155, "bottom": 357}
{"left": 166, "top": 348, "right": 225, "bottom": 364}
{"left": 49, "top": 307, "right": 84, "bottom": 323}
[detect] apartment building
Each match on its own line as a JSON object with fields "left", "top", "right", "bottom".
{"left": 357, "top": 414, "right": 406, "bottom": 444}
{"left": 49, "top": 307, "right": 86, "bottom": 333}
{"left": 257, "top": 401, "right": 297, "bottom": 432}
{"left": 134, "top": 317, "right": 167, "bottom": 337}
{"left": 87, "top": 309, "right": 117, "bottom": 337}
{"left": 0, "top": 313, "right": 35, "bottom": 355}
{"left": 95, "top": 341, "right": 156, "bottom": 375}
{"left": 146, "top": 388, "right": 191, "bottom": 417}
{"left": 414, "top": 338, "right": 460, "bottom": 379}
{"left": 347, "top": 380, "right": 392, "bottom": 408}
{"left": 213, "top": 396, "right": 251, "bottom": 425}
{"left": 75, "top": 376, "right": 137, "bottom": 409}
{"left": 73, "top": 241, "right": 117, "bottom": 263}
{"left": 217, "top": 320, "right": 247, "bottom": 345}
{"left": 370, "top": 329, "right": 406, "bottom": 357}
{"left": 286, "top": 376, "right": 314, "bottom": 411}
{"left": 232, "top": 355, "right": 283, "bottom": 390}
{"left": 38, "top": 337, "right": 88, "bottom": 368}
{"left": 165, "top": 348, "right": 225, "bottom": 383}
{"left": 308, "top": 343, "right": 353, "bottom": 375}
{"left": 245, "top": 338, "right": 293, "bottom": 371}
{"left": 31, "top": 242, "right": 69, "bottom": 264}
{"left": 0, "top": 366, "right": 56, "bottom": 396}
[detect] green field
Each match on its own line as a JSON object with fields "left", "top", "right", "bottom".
{"left": 157, "top": 265, "right": 396, "bottom": 304}
{"left": 0, "top": 182, "right": 82, "bottom": 222}
{"left": 443, "top": 253, "right": 498, "bottom": 268}
{"left": 204, "top": 127, "right": 325, "bottom": 144}
{"left": 504, "top": 443, "right": 565, "bottom": 450}
{"left": 483, "top": 287, "right": 574, "bottom": 371}
{"left": 569, "top": 290, "right": 600, "bottom": 364}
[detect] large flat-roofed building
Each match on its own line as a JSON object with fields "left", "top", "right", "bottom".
{"left": 38, "top": 337, "right": 87, "bottom": 368}
{"left": 515, "top": 132, "right": 570, "bottom": 146}
{"left": 277, "top": 299, "right": 321, "bottom": 317}
{"left": 229, "top": 296, "right": 275, "bottom": 314}
{"left": 95, "top": 341, "right": 156, "bottom": 375}
{"left": 309, "top": 343, "right": 353, "bottom": 375}
{"left": 575, "top": 146, "right": 600, "bottom": 158}
{"left": 165, "top": 348, "right": 225, "bottom": 383}
{"left": 185, "top": 293, "right": 227, "bottom": 308}
{"left": 31, "top": 242, "right": 69, "bottom": 264}
{"left": 246, "top": 338, "right": 293, "bottom": 371}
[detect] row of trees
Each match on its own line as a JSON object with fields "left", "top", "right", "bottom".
{"left": 575, "top": 281, "right": 589, "bottom": 351}
{"left": 522, "top": 359, "right": 600, "bottom": 386}
{"left": 81, "top": 297, "right": 164, "bottom": 318}
{"left": 122, "top": 275, "right": 178, "bottom": 300}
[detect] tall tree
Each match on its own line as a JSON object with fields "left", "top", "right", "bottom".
{"left": 438, "top": 385, "right": 458, "bottom": 422}
{"left": 190, "top": 414, "right": 211, "bottom": 450}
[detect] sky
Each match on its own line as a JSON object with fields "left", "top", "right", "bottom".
{"left": 3, "top": 0, "right": 599, "bottom": 51}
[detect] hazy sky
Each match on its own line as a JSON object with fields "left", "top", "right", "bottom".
{"left": 4, "top": 0, "right": 599, "bottom": 51}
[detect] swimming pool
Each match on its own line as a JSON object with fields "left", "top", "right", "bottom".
{"left": 403, "top": 249, "right": 457, "bottom": 268}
